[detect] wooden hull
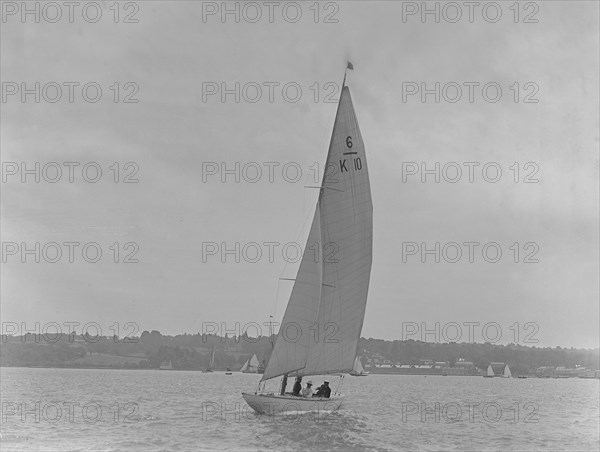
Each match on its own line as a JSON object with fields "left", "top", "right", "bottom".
{"left": 242, "top": 393, "right": 344, "bottom": 416}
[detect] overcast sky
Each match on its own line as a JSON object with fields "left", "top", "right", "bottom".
{"left": 1, "top": 1, "right": 598, "bottom": 348}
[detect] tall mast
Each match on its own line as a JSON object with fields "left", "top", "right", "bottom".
{"left": 269, "top": 315, "right": 274, "bottom": 350}
{"left": 342, "top": 60, "right": 353, "bottom": 89}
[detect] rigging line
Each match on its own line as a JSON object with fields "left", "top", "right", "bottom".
{"left": 304, "top": 185, "right": 345, "bottom": 193}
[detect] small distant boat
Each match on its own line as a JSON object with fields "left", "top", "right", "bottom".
{"left": 159, "top": 360, "right": 173, "bottom": 370}
{"left": 349, "top": 356, "right": 369, "bottom": 377}
{"left": 241, "top": 354, "right": 262, "bottom": 373}
{"left": 517, "top": 376, "right": 528, "bottom": 379}
{"left": 483, "top": 363, "right": 512, "bottom": 378}
{"left": 242, "top": 63, "right": 372, "bottom": 415}
{"left": 203, "top": 346, "right": 215, "bottom": 373}
{"left": 225, "top": 368, "right": 232, "bottom": 375}
{"left": 483, "top": 364, "right": 494, "bottom": 378}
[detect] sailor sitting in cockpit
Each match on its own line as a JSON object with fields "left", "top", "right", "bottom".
{"left": 314, "top": 381, "right": 331, "bottom": 398}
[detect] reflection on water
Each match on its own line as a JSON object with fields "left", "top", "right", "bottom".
{"left": 1, "top": 368, "right": 598, "bottom": 451}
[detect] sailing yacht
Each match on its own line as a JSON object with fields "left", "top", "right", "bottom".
{"left": 203, "top": 346, "right": 215, "bottom": 373}
{"left": 240, "top": 354, "right": 261, "bottom": 373}
{"left": 349, "top": 356, "right": 369, "bottom": 377}
{"left": 242, "top": 64, "right": 373, "bottom": 415}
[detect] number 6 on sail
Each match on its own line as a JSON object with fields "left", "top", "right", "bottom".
{"left": 242, "top": 63, "right": 373, "bottom": 415}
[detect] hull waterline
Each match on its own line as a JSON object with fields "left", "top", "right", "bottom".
{"left": 242, "top": 393, "right": 344, "bottom": 415}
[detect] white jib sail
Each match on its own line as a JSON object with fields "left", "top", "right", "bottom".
{"left": 261, "top": 205, "right": 323, "bottom": 381}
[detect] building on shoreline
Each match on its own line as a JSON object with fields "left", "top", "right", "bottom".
{"left": 535, "top": 365, "right": 600, "bottom": 379}
{"left": 365, "top": 358, "right": 478, "bottom": 376}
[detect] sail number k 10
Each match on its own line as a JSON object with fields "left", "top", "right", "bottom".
{"left": 339, "top": 136, "right": 362, "bottom": 174}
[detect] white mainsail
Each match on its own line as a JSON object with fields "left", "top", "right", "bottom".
{"left": 207, "top": 347, "right": 215, "bottom": 371}
{"left": 240, "top": 358, "right": 249, "bottom": 372}
{"left": 262, "top": 82, "right": 373, "bottom": 381}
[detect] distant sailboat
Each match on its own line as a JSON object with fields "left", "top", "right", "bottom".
{"left": 242, "top": 63, "right": 373, "bottom": 415}
{"left": 349, "top": 356, "right": 369, "bottom": 376}
{"left": 203, "top": 346, "right": 215, "bottom": 373}
{"left": 241, "top": 354, "right": 261, "bottom": 373}
{"left": 484, "top": 362, "right": 512, "bottom": 378}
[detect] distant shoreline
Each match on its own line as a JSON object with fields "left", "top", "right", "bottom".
{"left": 2, "top": 366, "right": 599, "bottom": 380}
{"left": 3, "top": 333, "right": 598, "bottom": 378}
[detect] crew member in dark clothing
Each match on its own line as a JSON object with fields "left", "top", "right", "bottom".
{"left": 280, "top": 374, "right": 288, "bottom": 395}
{"left": 314, "top": 381, "right": 331, "bottom": 398}
{"left": 292, "top": 377, "right": 302, "bottom": 396}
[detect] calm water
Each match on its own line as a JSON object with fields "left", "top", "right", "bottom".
{"left": 1, "top": 368, "right": 598, "bottom": 451}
